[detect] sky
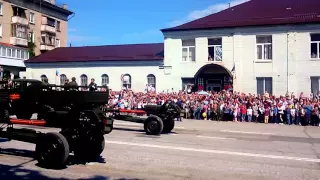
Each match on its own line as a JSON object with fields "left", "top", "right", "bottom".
{"left": 59, "top": 0, "right": 249, "bottom": 46}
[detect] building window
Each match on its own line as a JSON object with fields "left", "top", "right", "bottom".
{"left": 80, "top": 74, "right": 88, "bottom": 86}
{"left": 41, "top": 33, "right": 56, "bottom": 46}
{"left": 0, "top": 24, "right": 2, "bottom": 37}
{"left": 40, "top": 75, "right": 47, "bottom": 82}
{"left": 311, "top": 77, "right": 320, "bottom": 94}
{"left": 29, "top": 12, "right": 35, "bottom": 23}
{"left": 122, "top": 74, "right": 131, "bottom": 89}
{"left": 101, "top": 74, "right": 109, "bottom": 86}
{"left": 208, "top": 38, "right": 222, "bottom": 61}
{"left": 47, "top": 17, "right": 56, "bottom": 27}
{"left": 256, "top": 35, "right": 272, "bottom": 60}
{"left": 12, "top": 6, "right": 26, "bottom": 18}
{"left": 21, "top": 50, "right": 25, "bottom": 59}
{"left": 256, "top": 77, "right": 273, "bottom": 95}
{"left": 56, "top": 21, "right": 60, "bottom": 31}
{"left": 310, "top": 34, "right": 320, "bottom": 59}
{"left": 60, "top": 74, "right": 67, "bottom": 85}
{"left": 2, "top": 47, "right": 6, "bottom": 56}
{"left": 12, "top": 24, "right": 27, "bottom": 39}
{"left": 56, "top": 39, "right": 60, "bottom": 47}
{"left": 182, "top": 39, "right": 196, "bottom": 62}
{"left": 147, "top": 74, "right": 156, "bottom": 89}
{"left": 197, "top": 78, "right": 204, "bottom": 90}
{"left": 28, "top": 32, "right": 34, "bottom": 42}
{"left": 7, "top": 48, "right": 11, "bottom": 57}
{"left": 0, "top": 3, "right": 3, "bottom": 15}
{"left": 17, "top": 49, "right": 21, "bottom": 58}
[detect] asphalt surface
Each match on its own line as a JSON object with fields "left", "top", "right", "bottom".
{"left": 1, "top": 119, "right": 320, "bottom": 180}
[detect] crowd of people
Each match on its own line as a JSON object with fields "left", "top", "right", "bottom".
{"left": 107, "top": 88, "right": 320, "bottom": 127}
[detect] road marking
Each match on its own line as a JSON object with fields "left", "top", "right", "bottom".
{"left": 197, "top": 135, "right": 236, "bottom": 140}
{"left": 105, "top": 140, "right": 320, "bottom": 163}
{"left": 220, "top": 130, "right": 275, "bottom": 135}
{"left": 114, "top": 122, "right": 185, "bottom": 129}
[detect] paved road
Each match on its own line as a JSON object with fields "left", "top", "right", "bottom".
{"left": 1, "top": 120, "right": 320, "bottom": 180}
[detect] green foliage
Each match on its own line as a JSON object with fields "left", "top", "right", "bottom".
{"left": 28, "top": 41, "right": 36, "bottom": 58}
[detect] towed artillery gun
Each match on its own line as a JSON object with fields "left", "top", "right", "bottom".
{"left": 0, "top": 79, "right": 113, "bottom": 168}
{"left": 109, "top": 101, "right": 181, "bottom": 135}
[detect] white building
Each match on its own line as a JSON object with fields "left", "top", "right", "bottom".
{"left": 0, "top": 42, "right": 29, "bottom": 79}
{"left": 23, "top": 0, "right": 320, "bottom": 96}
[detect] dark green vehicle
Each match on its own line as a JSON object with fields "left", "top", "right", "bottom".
{"left": 0, "top": 79, "right": 113, "bottom": 168}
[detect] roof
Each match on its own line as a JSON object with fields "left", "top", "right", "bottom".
{"left": 161, "top": 0, "right": 320, "bottom": 32}
{"left": 25, "top": 43, "right": 164, "bottom": 63}
{"left": 32, "top": 0, "right": 74, "bottom": 16}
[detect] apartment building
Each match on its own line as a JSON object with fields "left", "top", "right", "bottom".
{"left": 0, "top": 0, "right": 73, "bottom": 79}
{"left": 23, "top": 0, "right": 320, "bottom": 95}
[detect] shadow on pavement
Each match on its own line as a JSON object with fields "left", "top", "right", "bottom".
{"left": 0, "top": 147, "right": 35, "bottom": 158}
{"left": 0, "top": 163, "right": 142, "bottom": 180}
{"left": 0, "top": 163, "right": 109, "bottom": 180}
{"left": 0, "top": 151, "right": 142, "bottom": 180}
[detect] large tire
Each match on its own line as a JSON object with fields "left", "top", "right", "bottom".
{"left": 163, "top": 119, "right": 175, "bottom": 133}
{"left": 74, "top": 136, "right": 105, "bottom": 161}
{"left": 144, "top": 115, "right": 164, "bottom": 135}
{"left": 35, "top": 132, "right": 70, "bottom": 168}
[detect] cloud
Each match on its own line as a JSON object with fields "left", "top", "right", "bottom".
{"left": 168, "top": 0, "right": 250, "bottom": 27}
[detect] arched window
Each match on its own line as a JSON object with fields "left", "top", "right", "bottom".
{"left": 147, "top": 74, "right": 156, "bottom": 92}
{"left": 147, "top": 74, "right": 156, "bottom": 88}
{"left": 80, "top": 74, "right": 88, "bottom": 86}
{"left": 122, "top": 74, "right": 131, "bottom": 89}
{"left": 40, "top": 75, "right": 47, "bottom": 82}
{"left": 101, "top": 74, "right": 109, "bottom": 86}
{"left": 60, "top": 74, "right": 67, "bottom": 85}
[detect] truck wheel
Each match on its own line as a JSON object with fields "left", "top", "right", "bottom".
{"left": 163, "top": 119, "right": 175, "bottom": 133}
{"left": 74, "top": 136, "right": 105, "bottom": 161}
{"left": 144, "top": 115, "right": 164, "bottom": 135}
{"left": 35, "top": 132, "right": 70, "bottom": 168}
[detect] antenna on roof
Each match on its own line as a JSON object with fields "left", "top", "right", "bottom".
{"left": 228, "top": 3, "right": 231, "bottom": 8}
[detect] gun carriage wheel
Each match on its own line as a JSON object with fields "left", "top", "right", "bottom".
{"left": 144, "top": 115, "right": 164, "bottom": 135}
{"left": 35, "top": 132, "right": 70, "bottom": 168}
{"left": 162, "top": 119, "right": 175, "bottom": 133}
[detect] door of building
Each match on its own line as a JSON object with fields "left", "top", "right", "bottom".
{"left": 206, "top": 79, "right": 222, "bottom": 92}
{"left": 206, "top": 84, "right": 221, "bottom": 92}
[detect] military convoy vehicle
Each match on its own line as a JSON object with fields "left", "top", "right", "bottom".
{"left": 0, "top": 79, "right": 113, "bottom": 168}
{"left": 0, "top": 78, "right": 181, "bottom": 168}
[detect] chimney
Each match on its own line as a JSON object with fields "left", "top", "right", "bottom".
{"left": 63, "top": 4, "right": 68, "bottom": 9}
{"left": 50, "top": 0, "right": 55, "bottom": 5}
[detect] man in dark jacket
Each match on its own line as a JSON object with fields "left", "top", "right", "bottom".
{"left": 89, "top": 78, "right": 97, "bottom": 91}
{"left": 68, "top": 77, "right": 78, "bottom": 90}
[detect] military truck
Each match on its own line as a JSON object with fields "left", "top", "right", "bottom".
{"left": 0, "top": 79, "right": 113, "bottom": 168}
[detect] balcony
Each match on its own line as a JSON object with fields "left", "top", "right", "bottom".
{"left": 11, "top": 16, "right": 29, "bottom": 25}
{"left": 40, "top": 44, "right": 55, "bottom": 51}
{"left": 41, "top": 25, "right": 56, "bottom": 33}
{"left": 10, "top": 37, "right": 28, "bottom": 47}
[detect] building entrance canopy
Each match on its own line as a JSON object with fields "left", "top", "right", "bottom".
{"left": 194, "top": 64, "right": 233, "bottom": 92}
